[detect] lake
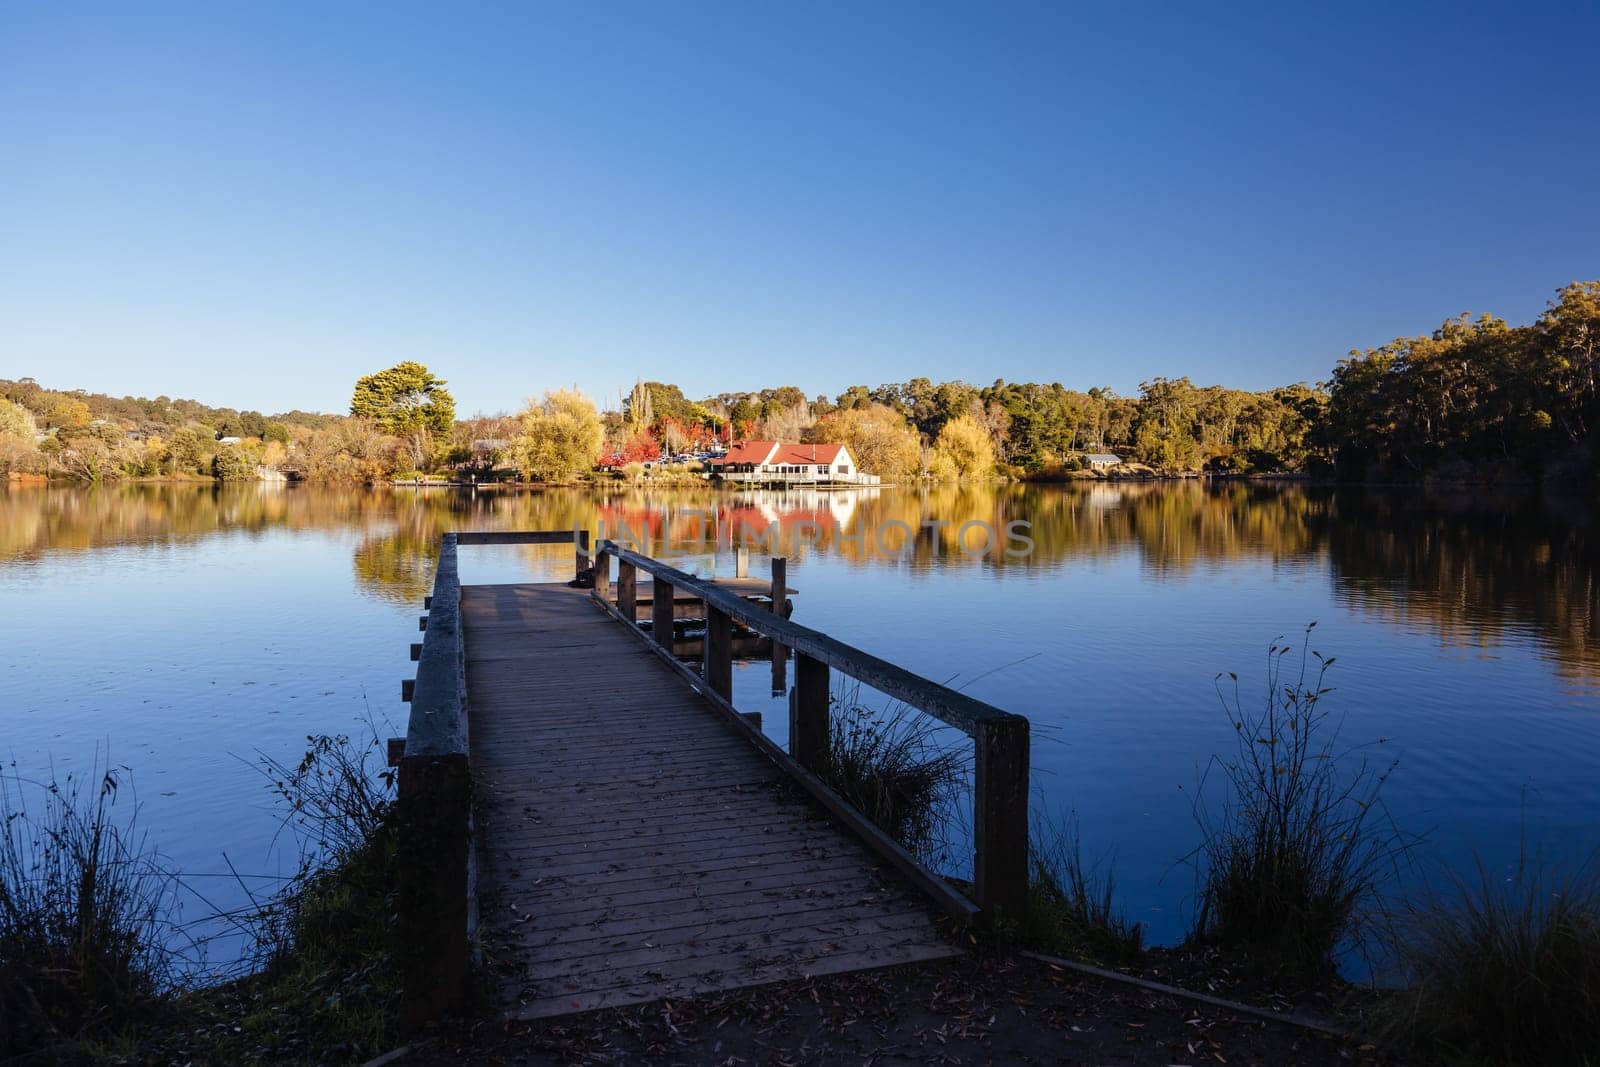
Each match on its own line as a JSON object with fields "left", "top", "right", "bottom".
{"left": 3, "top": 481, "right": 1597, "bottom": 970}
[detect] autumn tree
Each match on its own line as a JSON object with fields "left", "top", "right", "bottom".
{"left": 0, "top": 398, "right": 39, "bottom": 476}
{"left": 511, "top": 389, "right": 604, "bottom": 483}
{"left": 930, "top": 414, "right": 996, "bottom": 479}
{"left": 806, "top": 404, "right": 921, "bottom": 477}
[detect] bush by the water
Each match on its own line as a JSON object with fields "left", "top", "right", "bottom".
{"left": 1024, "top": 811, "right": 1143, "bottom": 965}
{"left": 223, "top": 732, "right": 402, "bottom": 1057}
{"left": 0, "top": 763, "right": 180, "bottom": 1060}
{"left": 1383, "top": 848, "right": 1600, "bottom": 1065}
{"left": 1189, "top": 625, "right": 1403, "bottom": 978}
{"left": 0, "top": 733, "right": 402, "bottom": 1064}
{"left": 816, "top": 693, "right": 964, "bottom": 866}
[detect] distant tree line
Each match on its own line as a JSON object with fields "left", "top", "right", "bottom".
{"left": 3, "top": 280, "right": 1593, "bottom": 485}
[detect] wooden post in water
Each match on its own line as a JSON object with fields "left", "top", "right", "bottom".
{"left": 790, "top": 651, "right": 829, "bottom": 772}
{"left": 617, "top": 558, "right": 637, "bottom": 619}
{"left": 769, "top": 556, "right": 788, "bottom": 695}
{"left": 973, "top": 715, "right": 1030, "bottom": 924}
{"left": 704, "top": 603, "right": 733, "bottom": 701}
{"left": 651, "top": 574, "right": 674, "bottom": 648}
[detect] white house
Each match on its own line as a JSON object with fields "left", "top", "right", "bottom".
{"left": 1083, "top": 452, "right": 1121, "bottom": 471}
{"left": 710, "top": 441, "right": 879, "bottom": 485}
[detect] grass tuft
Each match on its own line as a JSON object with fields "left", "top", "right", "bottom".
{"left": 0, "top": 761, "right": 180, "bottom": 1061}
{"left": 1382, "top": 847, "right": 1600, "bottom": 1065}
{"left": 1023, "top": 810, "right": 1143, "bottom": 965}
{"left": 816, "top": 690, "right": 965, "bottom": 866}
{"left": 1189, "top": 624, "right": 1404, "bottom": 979}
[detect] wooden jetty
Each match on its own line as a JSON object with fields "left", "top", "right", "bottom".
{"left": 394, "top": 530, "right": 1029, "bottom": 1024}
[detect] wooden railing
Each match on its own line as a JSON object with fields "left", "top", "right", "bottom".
{"left": 397, "top": 529, "right": 588, "bottom": 1024}
{"left": 589, "top": 540, "right": 1031, "bottom": 923}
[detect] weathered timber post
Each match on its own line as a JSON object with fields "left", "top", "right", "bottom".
{"left": 770, "top": 556, "right": 788, "bottom": 695}
{"left": 973, "top": 715, "right": 1030, "bottom": 924}
{"left": 592, "top": 549, "right": 610, "bottom": 600}
{"left": 651, "top": 574, "right": 674, "bottom": 647}
{"left": 790, "top": 651, "right": 829, "bottom": 772}
{"left": 704, "top": 602, "right": 733, "bottom": 701}
{"left": 575, "top": 529, "right": 590, "bottom": 579}
{"left": 397, "top": 752, "right": 470, "bottom": 1026}
{"left": 617, "top": 558, "right": 637, "bottom": 620}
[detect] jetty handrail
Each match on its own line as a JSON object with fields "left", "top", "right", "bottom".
{"left": 455, "top": 528, "right": 591, "bottom": 579}
{"left": 591, "top": 539, "right": 1030, "bottom": 922}
{"left": 396, "top": 531, "right": 473, "bottom": 1024}
{"left": 604, "top": 544, "right": 1012, "bottom": 730}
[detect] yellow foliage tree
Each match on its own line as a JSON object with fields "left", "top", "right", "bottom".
{"left": 930, "top": 414, "right": 995, "bottom": 479}
{"left": 512, "top": 389, "right": 604, "bottom": 483}
{"left": 806, "top": 404, "right": 921, "bottom": 477}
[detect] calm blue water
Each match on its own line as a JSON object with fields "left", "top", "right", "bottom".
{"left": 2, "top": 482, "right": 1596, "bottom": 968}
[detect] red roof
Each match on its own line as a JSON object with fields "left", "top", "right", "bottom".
{"left": 717, "top": 440, "right": 779, "bottom": 465}
{"left": 772, "top": 442, "right": 844, "bottom": 465}
{"left": 714, "top": 441, "right": 846, "bottom": 466}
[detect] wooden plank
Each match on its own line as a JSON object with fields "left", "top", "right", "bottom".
{"left": 525, "top": 894, "right": 927, "bottom": 954}
{"left": 487, "top": 820, "right": 840, "bottom": 864}
{"left": 455, "top": 530, "right": 579, "bottom": 546}
{"left": 505, "top": 937, "right": 959, "bottom": 1019}
{"left": 493, "top": 856, "right": 878, "bottom": 902}
{"left": 518, "top": 910, "right": 937, "bottom": 981}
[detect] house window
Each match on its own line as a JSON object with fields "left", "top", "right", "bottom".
{"left": 838, "top": 464, "right": 850, "bottom": 475}
{"left": 817, "top": 465, "right": 829, "bottom": 475}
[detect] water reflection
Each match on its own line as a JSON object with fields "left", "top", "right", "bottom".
{"left": 2, "top": 482, "right": 1596, "bottom": 678}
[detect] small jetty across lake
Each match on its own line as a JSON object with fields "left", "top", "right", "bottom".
{"left": 393, "top": 530, "right": 1030, "bottom": 1023}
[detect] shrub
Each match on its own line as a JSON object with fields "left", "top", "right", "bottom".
{"left": 1383, "top": 848, "right": 1600, "bottom": 1065}
{"left": 1189, "top": 625, "right": 1403, "bottom": 978}
{"left": 211, "top": 443, "right": 255, "bottom": 482}
{"left": 0, "top": 763, "right": 179, "bottom": 1060}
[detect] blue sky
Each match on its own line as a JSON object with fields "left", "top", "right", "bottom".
{"left": 2, "top": 2, "right": 1596, "bottom": 417}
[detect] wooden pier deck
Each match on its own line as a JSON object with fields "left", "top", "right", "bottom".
{"left": 395, "top": 531, "right": 1029, "bottom": 1025}
{"left": 466, "top": 582, "right": 960, "bottom": 1018}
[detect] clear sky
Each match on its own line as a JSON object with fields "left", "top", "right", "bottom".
{"left": 2, "top": 2, "right": 1597, "bottom": 417}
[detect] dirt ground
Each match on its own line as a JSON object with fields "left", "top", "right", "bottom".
{"left": 402, "top": 952, "right": 1390, "bottom": 1066}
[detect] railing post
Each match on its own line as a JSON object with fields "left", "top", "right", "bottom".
{"left": 973, "top": 715, "right": 1030, "bottom": 925}
{"left": 770, "top": 556, "right": 787, "bottom": 695}
{"left": 576, "top": 529, "right": 590, "bottom": 578}
{"left": 592, "top": 548, "right": 610, "bottom": 600}
{"left": 617, "top": 558, "right": 637, "bottom": 619}
{"left": 704, "top": 602, "right": 732, "bottom": 701}
{"left": 790, "top": 651, "right": 829, "bottom": 773}
{"left": 651, "top": 574, "right": 674, "bottom": 648}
